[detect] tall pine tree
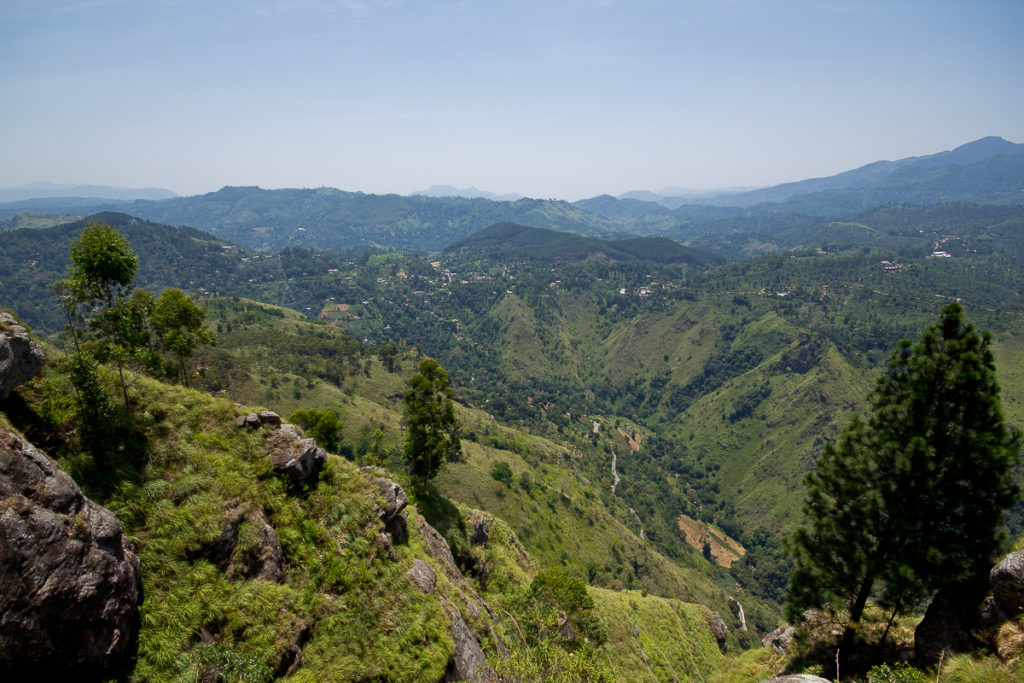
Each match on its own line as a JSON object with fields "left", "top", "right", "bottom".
{"left": 402, "top": 358, "right": 463, "bottom": 488}
{"left": 787, "top": 303, "right": 1020, "bottom": 654}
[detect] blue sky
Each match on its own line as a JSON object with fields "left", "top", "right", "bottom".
{"left": 2, "top": 0, "right": 1022, "bottom": 199}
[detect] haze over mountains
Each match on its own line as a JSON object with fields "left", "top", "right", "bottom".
{"left": 0, "top": 182, "right": 179, "bottom": 203}
{"left": 3, "top": 137, "right": 1021, "bottom": 245}
{"left": 411, "top": 185, "right": 525, "bottom": 201}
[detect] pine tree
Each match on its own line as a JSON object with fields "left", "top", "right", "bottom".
{"left": 787, "top": 303, "right": 1020, "bottom": 654}
{"left": 402, "top": 358, "right": 462, "bottom": 487}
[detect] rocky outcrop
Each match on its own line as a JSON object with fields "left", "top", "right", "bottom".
{"left": 273, "top": 622, "right": 311, "bottom": 678}
{"left": 235, "top": 411, "right": 282, "bottom": 430}
{"left": 360, "top": 468, "right": 409, "bottom": 544}
{"left": 914, "top": 583, "right": 982, "bottom": 666}
{"left": 470, "top": 512, "right": 490, "bottom": 546}
{"left": 191, "top": 503, "right": 284, "bottom": 583}
{"left": 0, "top": 429, "right": 140, "bottom": 675}
{"left": 760, "top": 676, "right": 831, "bottom": 683}
{"left": 407, "top": 558, "right": 437, "bottom": 595}
{"left": 0, "top": 313, "right": 44, "bottom": 401}
{"left": 762, "top": 624, "right": 796, "bottom": 654}
{"left": 707, "top": 616, "right": 729, "bottom": 653}
{"left": 257, "top": 411, "right": 282, "bottom": 428}
{"left": 417, "top": 516, "right": 463, "bottom": 582}
{"left": 444, "top": 607, "right": 497, "bottom": 683}
{"left": 991, "top": 551, "right": 1024, "bottom": 616}
{"left": 914, "top": 551, "right": 1024, "bottom": 665}
{"left": 264, "top": 423, "right": 326, "bottom": 485}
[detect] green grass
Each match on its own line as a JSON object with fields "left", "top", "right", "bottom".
{"left": 591, "top": 587, "right": 727, "bottom": 682}
{"left": 14, "top": 369, "right": 459, "bottom": 681}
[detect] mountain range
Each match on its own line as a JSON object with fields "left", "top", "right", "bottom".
{"left": 411, "top": 185, "right": 524, "bottom": 201}
{"left": 0, "top": 182, "right": 179, "bottom": 203}
{"left": 2, "top": 136, "right": 1021, "bottom": 254}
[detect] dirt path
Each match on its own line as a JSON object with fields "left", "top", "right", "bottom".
{"left": 610, "top": 450, "right": 620, "bottom": 495}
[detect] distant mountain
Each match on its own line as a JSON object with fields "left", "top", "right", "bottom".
{"left": 703, "top": 136, "right": 1024, "bottom": 209}
{"left": 619, "top": 187, "right": 758, "bottom": 208}
{"left": 411, "top": 185, "right": 523, "bottom": 201}
{"left": 0, "top": 182, "right": 178, "bottom": 202}
{"left": 0, "top": 186, "right": 619, "bottom": 252}
{"left": 578, "top": 137, "right": 1024, "bottom": 235}
{"left": 73, "top": 186, "right": 620, "bottom": 252}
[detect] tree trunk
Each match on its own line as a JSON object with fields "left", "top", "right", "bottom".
{"left": 841, "top": 575, "right": 875, "bottom": 656}
{"left": 117, "top": 361, "right": 129, "bottom": 409}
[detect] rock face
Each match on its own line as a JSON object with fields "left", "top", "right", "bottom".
{"left": 469, "top": 512, "right": 490, "bottom": 546}
{"left": 991, "top": 551, "right": 1024, "bottom": 616}
{"left": 444, "top": 608, "right": 497, "bottom": 683}
{"left": 914, "top": 583, "right": 981, "bottom": 666}
{"left": 360, "top": 468, "right": 409, "bottom": 544}
{"left": 762, "top": 624, "right": 796, "bottom": 654}
{"left": 914, "top": 551, "right": 1024, "bottom": 665}
{"left": 0, "top": 430, "right": 140, "bottom": 675}
{"left": 235, "top": 411, "right": 283, "bottom": 430}
{"left": 407, "top": 558, "right": 437, "bottom": 595}
{"left": 417, "top": 517, "right": 463, "bottom": 581}
{"left": 191, "top": 504, "right": 284, "bottom": 583}
{"left": 0, "top": 313, "right": 45, "bottom": 401}
{"left": 707, "top": 617, "right": 729, "bottom": 653}
{"left": 264, "top": 423, "right": 327, "bottom": 485}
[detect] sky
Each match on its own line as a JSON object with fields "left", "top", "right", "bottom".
{"left": 2, "top": 0, "right": 1023, "bottom": 200}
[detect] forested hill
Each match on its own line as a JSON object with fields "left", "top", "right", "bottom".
{"left": 690, "top": 135, "right": 1024, "bottom": 210}
{"left": 575, "top": 137, "right": 1024, "bottom": 231}
{"left": 0, "top": 212, "right": 250, "bottom": 330}
{"left": 0, "top": 186, "right": 618, "bottom": 252}
{"left": 443, "top": 222, "right": 725, "bottom": 266}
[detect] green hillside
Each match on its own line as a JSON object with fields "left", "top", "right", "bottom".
{"left": 4, "top": 203, "right": 1024, "bottom": 623}
{"left": 4, "top": 323, "right": 747, "bottom": 681}
{"left": 190, "top": 298, "right": 778, "bottom": 634}
{"left": 445, "top": 222, "right": 724, "bottom": 267}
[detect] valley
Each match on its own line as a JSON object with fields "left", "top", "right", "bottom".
{"left": 3, "top": 140, "right": 1024, "bottom": 680}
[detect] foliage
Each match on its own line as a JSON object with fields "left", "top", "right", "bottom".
{"left": 444, "top": 221, "right": 723, "bottom": 267}
{"left": 54, "top": 222, "right": 143, "bottom": 402}
{"left": 68, "top": 221, "right": 138, "bottom": 308}
{"left": 289, "top": 408, "right": 342, "bottom": 453}
{"left": 9, "top": 202, "right": 1024, "bottom": 624}
{"left": 490, "top": 460, "right": 514, "bottom": 486}
{"left": 590, "top": 587, "right": 727, "bottom": 682}
{"left": 491, "top": 639, "right": 611, "bottom": 683}
{"left": 194, "top": 644, "right": 274, "bottom": 683}
{"left": 528, "top": 567, "right": 606, "bottom": 647}
{"left": 402, "top": 358, "right": 463, "bottom": 487}
{"left": 151, "top": 287, "right": 217, "bottom": 385}
{"left": 65, "top": 352, "right": 117, "bottom": 463}
{"left": 787, "top": 303, "right": 1021, "bottom": 654}
{"left": 865, "top": 661, "right": 928, "bottom": 683}
{"left": 10, "top": 372, "right": 457, "bottom": 681}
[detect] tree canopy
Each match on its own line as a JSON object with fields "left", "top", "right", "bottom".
{"left": 289, "top": 408, "right": 342, "bottom": 454}
{"left": 68, "top": 221, "right": 138, "bottom": 306}
{"left": 787, "top": 303, "right": 1020, "bottom": 653}
{"left": 402, "top": 358, "right": 463, "bottom": 487}
{"left": 152, "top": 287, "right": 216, "bottom": 385}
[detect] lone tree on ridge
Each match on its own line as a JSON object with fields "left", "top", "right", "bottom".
{"left": 402, "top": 358, "right": 463, "bottom": 487}
{"left": 786, "top": 303, "right": 1020, "bottom": 657}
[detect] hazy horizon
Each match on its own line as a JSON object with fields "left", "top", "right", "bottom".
{"left": 2, "top": 1, "right": 1022, "bottom": 201}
